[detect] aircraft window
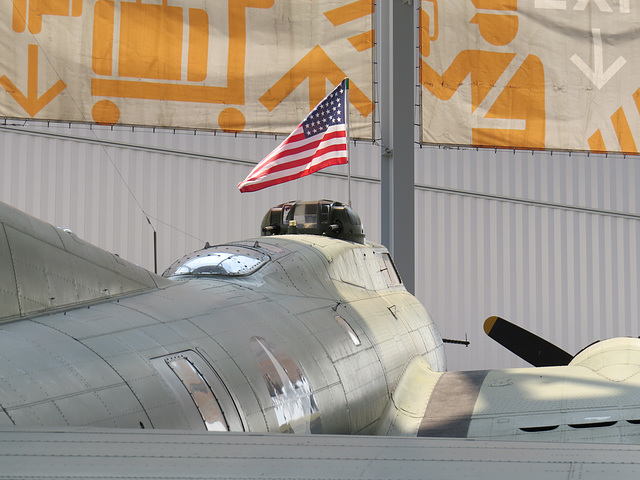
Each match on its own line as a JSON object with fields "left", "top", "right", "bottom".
{"left": 294, "top": 203, "right": 319, "bottom": 229}
{"left": 164, "top": 246, "right": 269, "bottom": 277}
{"left": 521, "top": 420, "right": 624, "bottom": 433}
{"left": 335, "top": 315, "right": 361, "bottom": 346}
{"left": 380, "top": 253, "right": 402, "bottom": 286}
{"left": 166, "top": 357, "right": 229, "bottom": 432}
{"left": 568, "top": 421, "right": 617, "bottom": 429}
{"left": 519, "top": 425, "right": 558, "bottom": 433}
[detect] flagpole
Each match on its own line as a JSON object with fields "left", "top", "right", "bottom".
{"left": 345, "top": 78, "right": 352, "bottom": 207}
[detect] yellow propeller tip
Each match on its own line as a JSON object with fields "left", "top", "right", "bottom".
{"left": 484, "top": 316, "right": 499, "bottom": 335}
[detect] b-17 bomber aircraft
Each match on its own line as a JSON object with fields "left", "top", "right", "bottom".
{"left": 1, "top": 199, "right": 640, "bottom": 478}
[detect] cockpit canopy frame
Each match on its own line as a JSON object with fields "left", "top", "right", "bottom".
{"left": 163, "top": 245, "right": 269, "bottom": 278}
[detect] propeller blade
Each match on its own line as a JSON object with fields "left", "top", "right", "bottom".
{"left": 483, "top": 316, "right": 574, "bottom": 367}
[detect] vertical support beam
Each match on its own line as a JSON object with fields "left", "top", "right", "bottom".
{"left": 379, "top": 0, "right": 416, "bottom": 293}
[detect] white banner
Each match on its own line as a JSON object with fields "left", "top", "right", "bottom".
{"left": 0, "top": 0, "right": 374, "bottom": 139}
{"left": 420, "top": 0, "right": 638, "bottom": 154}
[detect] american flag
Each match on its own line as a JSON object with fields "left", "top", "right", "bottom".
{"left": 238, "top": 79, "right": 348, "bottom": 193}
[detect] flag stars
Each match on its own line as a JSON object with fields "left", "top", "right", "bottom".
{"left": 301, "top": 82, "right": 347, "bottom": 137}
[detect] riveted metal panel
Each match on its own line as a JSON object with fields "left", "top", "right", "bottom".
{"left": 205, "top": 354, "right": 265, "bottom": 432}
{"left": 7, "top": 402, "right": 69, "bottom": 427}
{"left": 305, "top": 315, "right": 362, "bottom": 361}
{"left": 0, "top": 319, "right": 149, "bottom": 428}
{"left": 0, "top": 411, "right": 13, "bottom": 426}
{"left": 0, "top": 210, "right": 167, "bottom": 323}
{"left": 51, "top": 386, "right": 147, "bottom": 428}
{"left": 36, "top": 303, "right": 156, "bottom": 340}
{"left": 332, "top": 349, "right": 388, "bottom": 433}
{"left": 348, "top": 296, "right": 414, "bottom": 387}
{"left": 5, "top": 227, "right": 55, "bottom": 314}
{"left": 0, "top": 202, "right": 65, "bottom": 249}
{"left": 3, "top": 428, "right": 640, "bottom": 479}
{"left": 309, "top": 383, "right": 349, "bottom": 434}
{"left": 0, "top": 322, "right": 126, "bottom": 406}
{"left": 0, "top": 225, "right": 19, "bottom": 318}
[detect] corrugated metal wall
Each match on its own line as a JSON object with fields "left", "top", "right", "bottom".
{"left": 416, "top": 146, "right": 640, "bottom": 371}
{"left": 1, "top": 123, "right": 638, "bottom": 372}
{"left": 0, "top": 123, "right": 381, "bottom": 271}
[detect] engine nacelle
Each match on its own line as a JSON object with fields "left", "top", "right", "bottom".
{"left": 570, "top": 337, "right": 640, "bottom": 382}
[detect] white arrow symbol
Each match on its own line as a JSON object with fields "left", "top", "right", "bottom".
{"left": 570, "top": 28, "right": 626, "bottom": 89}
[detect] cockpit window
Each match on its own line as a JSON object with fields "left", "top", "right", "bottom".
{"left": 380, "top": 253, "right": 402, "bottom": 286}
{"left": 164, "top": 245, "right": 269, "bottom": 277}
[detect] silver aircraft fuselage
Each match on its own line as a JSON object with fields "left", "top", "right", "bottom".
{"left": 4, "top": 199, "right": 639, "bottom": 445}
{"left": 0, "top": 212, "right": 445, "bottom": 434}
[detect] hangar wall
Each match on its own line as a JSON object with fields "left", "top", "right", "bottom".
{"left": 417, "top": 147, "right": 640, "bottom": 371}
{"left": 0, "top": 122, "right": 381, "bottom": 270}
{"left": 1, "top": 123, "right": 638, "bottom": 372}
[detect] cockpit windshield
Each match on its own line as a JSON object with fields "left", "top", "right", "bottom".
{"left": 164, "top": 245, "right": 269, "bottom": 277}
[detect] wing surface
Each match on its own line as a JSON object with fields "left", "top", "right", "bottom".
{"left": 1, "top": 427, "right": 639, "bottom": 479}
{"left": 0, "top": 201, "right": 170, "bottom": 323}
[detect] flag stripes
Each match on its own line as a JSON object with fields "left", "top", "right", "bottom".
{"left": 238, "top": 126, "right": 347, "bottom": 192}
{"left": 238, "top": 79, "right": 348, "bottom": 193}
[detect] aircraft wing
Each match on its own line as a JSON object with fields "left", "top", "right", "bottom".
{"left": 1, "top": 427, "right": 639, "bottom": 479}
{"left": 0, "top": 201, "right": 171, "bottom": 324}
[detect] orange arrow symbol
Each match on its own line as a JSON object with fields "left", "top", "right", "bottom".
{"left": 0, "top": 44, "right": 67, "bottom": 117}
{"left": 259, "top": 45, "right": 374, "bottom": 117}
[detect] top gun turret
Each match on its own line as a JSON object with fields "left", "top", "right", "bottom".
{"left": 260, "top": 200, "right": 365, "bottom": 244}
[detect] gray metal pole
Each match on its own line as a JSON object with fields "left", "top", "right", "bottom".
{"left": 379, "top": 0, "right": 416, "bottom": 294}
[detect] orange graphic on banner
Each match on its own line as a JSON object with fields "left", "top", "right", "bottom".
{"left": 610, "top": 107, "right": 637, "bottom": 154}
{"left": 12, "top": 0, "right": 82, "bottom": 34}
{"left": 421, "top": 51, "right": 515, "bottom": 111}
{"left": 324, "top": 0, "right": 373, "bottom": 24}
{"left": 118, "top": 0, "right": 183, "bottom": 81}
{"left": 421, "top": 0, "right": 545, "bottom": 150}
{"left": 469, "top": 0, "right": 517, "bottom": 46}
{"left": 324, "top": 0, "right": 374, "bottom": 52}
{"left": 473, "top": 55, "right": 545, "bottom": 149}
{"left": 91, "top": 0, "right": 274, "bottom": 125}
{"left": 259, "top": 45, "right": 374, "bottom": 118}
{"left": 0, "top": 44, "right": 66, "bottom": 117}
{"left": 470, "top": 0, "right": 515, "bottom": 8}
{"left": 421, "top": 51, "right": 545, "bottom": 149}
{"left": 587, "top": 130, "right": 606, "bottom": 153}
{"left": 589, "top": 90, "right": 640, "bottom": 155}
{"left": 469, "top": 13, "right": 518, "bottom": 46}
{"left": 187, "top": 8, "right": 209, "bottom": 82}
{"left": 3, "top": 0, "right": 372, "bottom": 132}
{"left": 419, "top": 1, "right": 438, "bottom": 58}
{"left": 347, "top": 30, "right": 374, "bottom": 52}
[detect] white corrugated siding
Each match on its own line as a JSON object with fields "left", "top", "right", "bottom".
{"left": 1, "top": 123, "right": 638, "bottom": 372}
{"left": 0, "top": 123, "right": 380, "bottom": 271}
{"left": 416, "top": 146, "right": 640, "bottom": 370}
